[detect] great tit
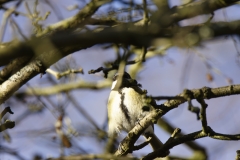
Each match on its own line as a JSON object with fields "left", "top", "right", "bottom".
{"left": 107, "top": 72, "right": 164, "bottom": 151}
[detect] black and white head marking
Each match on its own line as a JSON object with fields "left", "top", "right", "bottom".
{"left": 112, "top": 72, "right": 131, "bottom": 82}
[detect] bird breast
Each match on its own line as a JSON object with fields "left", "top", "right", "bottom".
{"left": 108, "top": 87, "right": 150, "bottom": 135}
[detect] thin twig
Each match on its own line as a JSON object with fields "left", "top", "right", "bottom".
{"left": 24, "top": 1, "right": 33, "bottom": 18}
{"left": 0, "top": 106, "right": 14, "bottom": 120}
{"left": 0, "top": 1, "right": 22, "bottom": 43}
{"left": 46, "top": 68, "right": 84, "bottom": 80}
{"left": 9, "top": 17, "right": 28, "bottom": 40}
{"left": 0, "top": 120, "right": 15, "bottom": 132}
{"left": 88, "top": 59, "right": 141, "bottom": 78}
{"left": 0, "top": 5, "right": 29, "bottom": 17}
{"left": 197, "top": 99, "right": 208, "bottom": 133}
{"left": 132, "top": 137, "right": 151, "bottom": 151}
{"left": 66, "top": 92, "right": 100, "bottom": 130}
{"left": 44, "top": 0, "right": 63, "bottom": 20}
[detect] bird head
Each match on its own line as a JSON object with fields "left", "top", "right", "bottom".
{"left": 111, "top": 72, "right": 141, "bottom": 90}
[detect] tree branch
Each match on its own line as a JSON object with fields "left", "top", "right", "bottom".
{"left": 152, "top": 0, "right": 240, "bottom": 27}
{"left": 46, "top": 68, "right": 83, "bottom": 80}
{"left": 157, "top": 118, "right": 207, "bottom": 156}
{"left": 114, "top": 84, "right": 240, "bottom": 157}
{"left": 0, "top": 120, "right": 15, "bottom": 132}
{"left": 37, "top": 0, "right": 112, "bottom": 36}
{"left": 0, "top": 106, "right": 13, "bottom": 120}
{"left": 0, "top": 19, "right": 238, "bottom": 67}
{"left": 0, "top": 0, "right": 17, "bottom": 5}
{"left": 0, "top": 0, "right": 112, "bottom": 81}
{"left": 48, "top": 154, "right": 138, "bottom": 160}
{"left": 15, "top": 79, "right": 111, "bottom": 96}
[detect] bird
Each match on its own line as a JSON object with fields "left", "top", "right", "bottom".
{"left": 107, "top": 72, "right": 165, "bottom": 151}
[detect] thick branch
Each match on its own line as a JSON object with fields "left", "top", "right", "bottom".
{"left": 115, "top": 109, "right": 164, "bottom": 156}
{"left": 0, "top": 0, "right": 112, "bottom": 81}
{"left": 1, "top": 20, "right": 240, "bottom": 67}
{"left": 0, "top": 0, "right": 16, "bottom": 5}
{"left": 0, "top": 59, "right": 43, "bottom": 104}
{"left": 0, "top": 55, "right": 30, "bottom": 83}
{"left": 154, "top": 0, "right": 240, "bottom": 27}
{"left": 0, "top": 20, "right": 240, "bottom": 104}
{"left": 162, "top": 85, "right": 240, "bottom": 110}
{"left": 37, "top": 0, "right": 112, "bottom": 36}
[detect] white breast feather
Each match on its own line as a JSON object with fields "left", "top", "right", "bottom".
{"left": 108, "top": 85, "right": 153, "bottom": 135}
